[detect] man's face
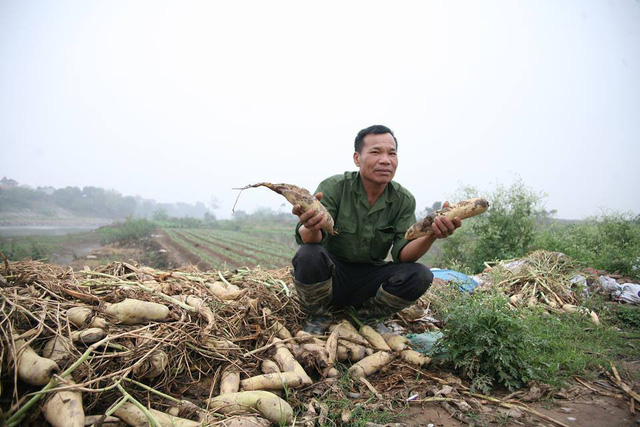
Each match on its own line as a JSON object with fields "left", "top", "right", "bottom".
{"left": 354, "top": 132, "right": 398, "bottom": 186}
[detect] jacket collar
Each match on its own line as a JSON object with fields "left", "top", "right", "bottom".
{"left": 351, "top": 171, "right": 400, "bottom": 212}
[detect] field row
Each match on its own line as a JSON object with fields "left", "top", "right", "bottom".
{"left": 162, "top": 227, "right": 298, "bottom": 270}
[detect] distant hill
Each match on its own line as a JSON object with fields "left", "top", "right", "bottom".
{"left": 0, "top": 177, "right": 212, "bottom": 225}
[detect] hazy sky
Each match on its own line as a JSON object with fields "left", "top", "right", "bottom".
{"left": 1, "top": 1, "right": 639, "bottom": 220}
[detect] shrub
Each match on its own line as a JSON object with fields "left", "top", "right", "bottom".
{"left": 98, "top": 218, "right": 156, "bottom": 245}
{"left": 439, "top": 179, "right": 546, "bottom": 273}
{"left": 534, "top": 213, "right": 640, "bottom": 278}
{"left": 0, "top": 238, "right": 51, "bottom": 261}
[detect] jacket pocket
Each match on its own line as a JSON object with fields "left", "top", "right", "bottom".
{"left": 372, "top": 225, "right": 396, "bottom": 260}
{"left": 328, "top": 219, "right": 358, "bottom": 260}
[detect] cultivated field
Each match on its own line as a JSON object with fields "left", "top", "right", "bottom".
{"left": 158, "top": 226, "right": 298, "bottom": 270}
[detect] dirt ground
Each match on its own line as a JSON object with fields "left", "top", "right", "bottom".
{"left": 402, "top": 360, "right": 640, "bottom": 426}
{"left": 151, "top": 228, "right": 211, "bottom": 269}
{"left": 62, "top": 229, "right": 194, "bottom": 271}
{"left": 66, "top": 243, "right": 145, "bottom": 270}
{"left": 402, "top": 393, "right": 639, "bottom": 426}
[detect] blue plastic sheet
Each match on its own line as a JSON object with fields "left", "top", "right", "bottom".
{"left": 406, "top": 331, "right": 444, "bottom": 355}
{"left": 431, "top": 268, "right": 478, "bottom": 293}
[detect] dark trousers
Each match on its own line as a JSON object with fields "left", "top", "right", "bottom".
{"left": 292, "top": 244, "right": 433, "bottom": 309}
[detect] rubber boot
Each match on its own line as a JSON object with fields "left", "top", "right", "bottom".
{"left": 293, "top": 278, "right": 334, "bottom": 334}
{"left": 358, "top": 286, "right": 415, "bottom": 320}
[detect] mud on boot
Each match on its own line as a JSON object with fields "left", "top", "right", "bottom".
{"left": 358, "top": 286, "right": 415, "bottom": 320}
{"left": 302, "top": 315, "right": 334, "bottom": 335}
{"left": 292, "top": 277, "right": 333, "bottom": 316}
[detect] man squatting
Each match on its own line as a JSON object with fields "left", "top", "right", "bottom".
{"left": 291, "top": 125, "right": 462, "bottom": 332}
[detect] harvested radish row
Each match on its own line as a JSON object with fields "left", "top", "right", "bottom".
{"left": 289, "top": 345, "right": 316, "bottom": 371}
{"left": 324, "top": 328, "right": 339, "bottom": 366}
{"left": 264, "top": 308, "right": 293, "bottom": 339}
{"left": 359, "top": 325, "right": 391, "bottom": 351}
{"left": 338, "top": 340, "right": 367, "bottom": 361}
{"left": 241, "top": 372, "right": 307, "bottom": 391}
{"left": 207, "top": 280, "right": 247, "bottom": 300}
{"left": 132, "top": 350, "right": 169, "bottom": 379}
{"left": 207, "top": 391, "right": 294, "bottom": 425}
{"left": 14, "top": 339, "right": 60, "bottom": 386}
{"left": 405, "top": 198, "right": 489, "bottom": 240}
{"left": 349, "top": 351, "right": 395, "bottom": 379}
{"left": 70, "top": 327, "right": 106, "bottom": 344}
{"left": 175, "top": 295, "right": 216, "bottom": 334}
{"left": 42, "top": 335, "right": 74, "bottom": 365}
{"left": 234, "top": 182, "right": 336, "bottom": 235}
{"left": 272, "top": 338, "right": 313, "bottom": 386}
{"left": 295, "top": 331, "right": 328, "bottom": 348}
{"left": 271, "top": 321, "right": 293, "bottom": 339}
{"left": 222, "top": 416, "right": 271, "bottom": 427}
{"left": 221, "top": 366, "right": 241, "bottom": 394}
{"left": 83, "top": 415, "right": 121, "bottom": 426}
{"left": 400, "top": 349, "right": 431, "bottom": 367}
{"left": 202, "top": 338, "right": 240, "bottom": 355}
{"left": 114, "top": 402, "right": 202, "bottom": 427}
{"left": 66, "top": 307, "right": 109, "bottom": 329}
{"left": 299, "top": 343, "right": 330, "bottom": 369}
{"left": 329, "top": 320, "right": 369, "bottom": 346}
{"left": 336, "top": 345, "right": 350, "bottom": 362}
{"left": 42, "top": 380, "right": 84, "bottom": 427}
{"left": 261, "top": 359, "right": 281, "bottom": 374}
{"left": 103, "top": 299, "right": 170, "bottom": 324}
{"left": 382, "top": 333, "right": 410, "bottom": 352}
{"left": 165, "top": 400, "right": 212, "bottom": 424}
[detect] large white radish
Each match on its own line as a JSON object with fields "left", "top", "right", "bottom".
{"left": 206, "top": 391, "right": 294, "bottom": 425}
{"left": 405, "top": 198, "right": 489, "bottom": 240}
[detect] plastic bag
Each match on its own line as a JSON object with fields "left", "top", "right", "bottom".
{"left": 406, "top": 331, "right": 444, "bottom": 355}
{"left": 599, "top": 276, "right": 640, "bottom": 304}
{"left": 615, "top": 284, "right": 640, "bottom": 305}
{"left": 598, "top": 276, "right": 620, "bottom": 293}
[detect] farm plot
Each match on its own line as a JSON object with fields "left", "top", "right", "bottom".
{"left": 162, "top": 227, "right": 297, "bottom": 270}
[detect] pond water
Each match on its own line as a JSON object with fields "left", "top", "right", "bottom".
{"left": 0, "top": 225, "right": 103, "bottom": 238}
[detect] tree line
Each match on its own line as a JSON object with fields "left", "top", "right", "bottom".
{"left": 0, "top": 179, "right": 210, "bottom": 220}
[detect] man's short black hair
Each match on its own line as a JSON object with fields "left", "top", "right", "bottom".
{"left": 354, "top": 125, "right": 398, "bottom": 153}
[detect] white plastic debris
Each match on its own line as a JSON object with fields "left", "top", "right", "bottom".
{"left": 500, "top": 259, "right": 527, "bottom": 271}
{"left": 616, "top": 283, "right": 640, "bottom": 304}
{"left": 471, "top": 275, "right": 486, "bottom": 287}
{"left": 598, "top": 276, "right": 640, "bottom": 304}
{"left": 570, "top": 274, "right": 588, "bottom": 288}
{"left": 599, "top": 276, "right": 620, "bottom": 293}
{"left": 570, "top": 274, "right": 589, "bottom": 296}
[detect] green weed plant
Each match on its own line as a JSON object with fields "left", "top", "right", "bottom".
{"left": 98, "top": 217, "right": 156, "bottom": 245}
{"left": 0, "top": 238, "right": 50, "bottom": 260}
{"left": 436, "top": 291, "right": 539, "bottom": 392}
{"left": 534, "top": 212, "right": 640, "bottom": 278}
{"left": 435, "top": 289, "right": 634, "bottom": 392}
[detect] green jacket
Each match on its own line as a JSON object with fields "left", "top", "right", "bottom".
{"left": 295, "top": 171, "right": 416, "bottom": 265}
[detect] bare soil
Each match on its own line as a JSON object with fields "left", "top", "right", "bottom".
{"left": 404, "top": 393, "right": 639, "bottom": 426}
{"left": 403, "top": 360, "right": 640, "bottom": 426}
{"left": 66, "top": 244, "right": 145, "bottom": 270}
{"left": 151, "top": 228, "right": 212, "bottom": 270}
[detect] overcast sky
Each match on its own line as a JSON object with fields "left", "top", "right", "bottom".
{"left": 1, "top": 1, "right": 639, "bottom": 220}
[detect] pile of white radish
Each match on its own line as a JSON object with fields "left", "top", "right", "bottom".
{"left": 3, "top": 261, "right": 436, "bottom": 427}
